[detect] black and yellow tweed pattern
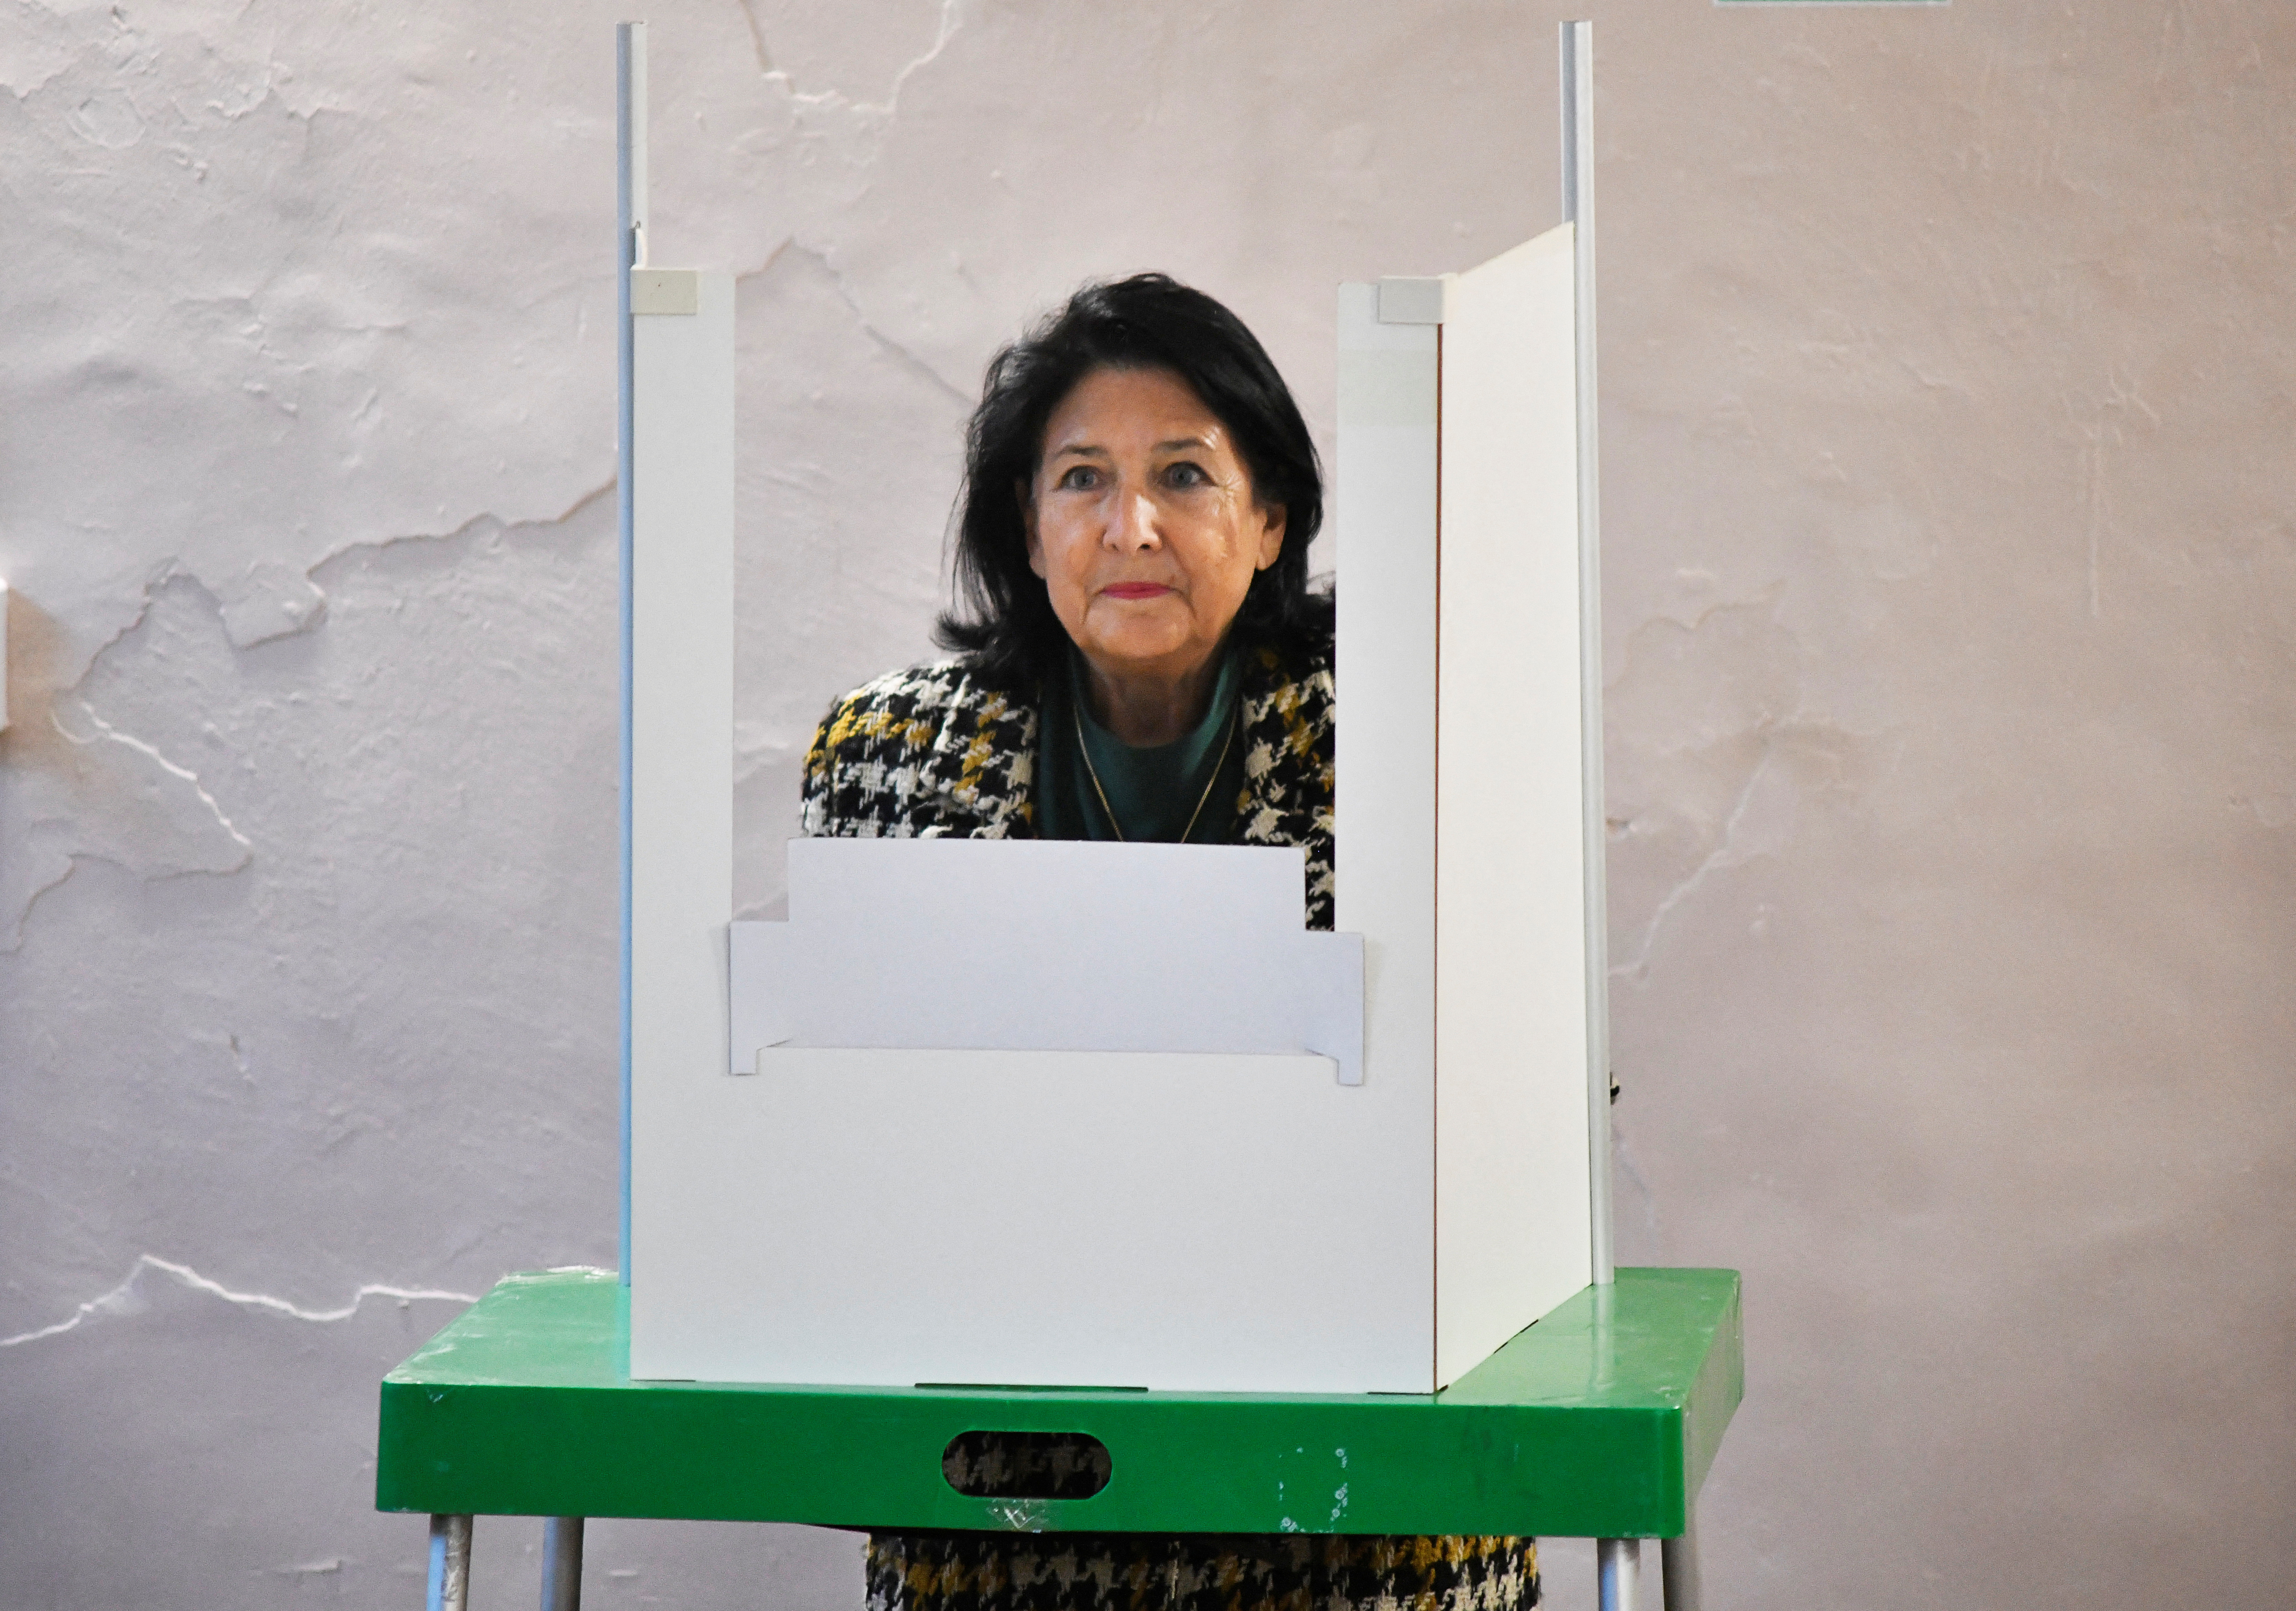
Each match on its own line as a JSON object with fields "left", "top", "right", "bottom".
{"left": 801, "top": 641, "right": 1338, "bottom": 927}
{"left": 867, "top": 1439, "right": 1537, "bottom": 1611}
{"left": 863, "top": 1532, "right": 1539, "bottom": 1611}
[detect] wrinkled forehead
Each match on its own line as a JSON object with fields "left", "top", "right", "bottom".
{"left": 1037, "top": 363, "right": 1229, "bottom": 465}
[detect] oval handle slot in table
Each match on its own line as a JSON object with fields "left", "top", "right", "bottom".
{"left": 942, "top": 1432, "right": 1113, "bottom": 1501}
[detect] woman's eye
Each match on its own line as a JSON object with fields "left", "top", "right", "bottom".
{"left": 1164, "top": 462, "right": 1209, "bottom": 489}
{"left": 1057, "top": 465, "right": 1100, "bottom": 490}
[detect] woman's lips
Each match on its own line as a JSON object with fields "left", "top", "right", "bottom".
{"left": 1100, "top": 582, "right": 1173, "bottom": 600}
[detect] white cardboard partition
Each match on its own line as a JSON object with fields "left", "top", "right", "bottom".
{"left": 1432, "top": 224, "right": 1594, "bottom": 1384}
{"left": 639, "top": 1045, "right": 1427, "bottom": 1392}
{"left": 730, "top": 839, "right": 1366, "bottom": 1083}
{"left": 627, "top": 265, "right": 734, "bottom": 1224}
{"left": 624, "top": 258, "right": 737, "bottom": 1352}
{"left": 620, "top": 180, "right": 1597, "bottom": 1388}
{"left": 1326, "top": 227, "right": 1596, "bottom": 1393}
{"left": 650, "top": 836, "right": 1424, "bottom": 1391}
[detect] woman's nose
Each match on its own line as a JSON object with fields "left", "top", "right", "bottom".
{"left": 1106, "top": 489, "right": 1161, "bottom": 552}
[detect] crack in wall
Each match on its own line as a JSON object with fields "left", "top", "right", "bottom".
{"left": 740, "top": 0, "right": 964, "bottom": 134}
{"left": 3, "top": 851, "right": 254, "bottom": 956}
{"left": 772, "top": 241, "right": 973, "bottom": 409}
{"left": 3, "top": 569, "right": 260, "bottom": 946}
{"left": 2065, "top": 368, "right": 2156, "bottom": 622}
{"left": 0, "top": 1254, "right": 478, "bottom": 1350}
{"left": 879, "top": 0, "right": 964, "bottom": 120}
{"left": 1613, "top": 742, "right": 1780, "bottom": 983}
{"left": 1608, "top": 1118, "right": 1663, "bottom": 1264}
{"left": 735, "top": 2, "right": 783, "bottom": 81}
{"left": 2, "top": 855, "right": 89, "bottom": 955}
{"left": 49, "top": 700, "right": 255, "bottom": 856}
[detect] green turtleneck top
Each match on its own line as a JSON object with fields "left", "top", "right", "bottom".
{"left": 1036, "top": 647, "right": 1246, "bottom": 844}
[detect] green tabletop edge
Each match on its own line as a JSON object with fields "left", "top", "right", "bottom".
{"left": 377, "top": 1267, "right": 1741, "bottom": 1539}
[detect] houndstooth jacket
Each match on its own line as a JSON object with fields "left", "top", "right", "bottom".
{"left": 800, "top": 638, "right": 1337, "bottom": 928}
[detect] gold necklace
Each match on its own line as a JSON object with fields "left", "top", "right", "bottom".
{"left": 1073, "top": 693, "right": 1238, "bottom": 845}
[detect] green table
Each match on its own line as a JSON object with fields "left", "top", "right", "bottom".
{"left": 376, "top": 1266, "right": 1739, "bottom": 1611}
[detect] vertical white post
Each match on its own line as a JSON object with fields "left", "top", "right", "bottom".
{"left": 615, "top": 20, "right": 646, "bottom": 1285}
{"left": 1561, "top": 18, "right": 1613, "bottom": 1287}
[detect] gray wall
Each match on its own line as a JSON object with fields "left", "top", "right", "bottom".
{"left": 2, "top": 1, "right": 2289, "bottom": 1605}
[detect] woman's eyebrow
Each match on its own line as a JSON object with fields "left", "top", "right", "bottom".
{"left": 1047, "top": 434, "right": 1215, "bottom": 461}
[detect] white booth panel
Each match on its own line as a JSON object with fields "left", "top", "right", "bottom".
{"left": 1433, "top": 225, "right": 1595, "bottom": 1386}
{"left": 629, "top": 267, "right": 735, "bottom": 1186}
{"left": 1333, "top": 284, "right": 1441, "bottom": 1382}
{"left": 732, "top": 840, "right": 1365, "bottom": 1082}
{"left": 629, "top": 1047, "right": 1433, "bottom": 1393}
{"left": 650, "top": 836, "right": 1427, "bottom": 1391}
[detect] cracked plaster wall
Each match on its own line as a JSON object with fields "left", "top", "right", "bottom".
{"left": 2, "top": 1, "right": 2290, "bottom": 1607}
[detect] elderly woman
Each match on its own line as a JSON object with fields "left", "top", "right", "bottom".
{"left": 803, "top": 275, "right": 1538, "bottom": 1611}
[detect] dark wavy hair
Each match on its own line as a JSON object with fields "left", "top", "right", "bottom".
{"left": 935, "top": 273, "right": 1331, "bottom": 685}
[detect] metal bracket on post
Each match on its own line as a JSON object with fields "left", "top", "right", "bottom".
{"left": 1561, "top": 16, "right": 1613, "bottom": 1289}
{"left": 615, "top": 19, "right": 647, "bottom": 1289}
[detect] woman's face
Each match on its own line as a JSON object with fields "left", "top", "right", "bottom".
{"left": 1025, "top": 365, "right": 1286, "bottom": 690}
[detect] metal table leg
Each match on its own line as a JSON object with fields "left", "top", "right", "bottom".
{"left": 542, "top": 1516, "right": 586, "bottom": 1611}
{"left": 1661, "top": 1506, "right": 1701, "bottom": 1611}
{"left": 1596, "top": 1538, "right": 1641, "bottom": 1611}
{"left": 426, "top": 1515, "right": 472, "bottom": 1611}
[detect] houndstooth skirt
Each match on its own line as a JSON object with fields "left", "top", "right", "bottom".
{"left": 864, "top": 1434, "right": 1538, "bottom": 1611}
{"left": 864, "top": 1531, "right": 1540, "bottom": 1611}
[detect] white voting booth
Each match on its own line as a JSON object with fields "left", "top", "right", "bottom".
{"left": 617, "top": 24, "right": 1611, "bottom": 1395}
